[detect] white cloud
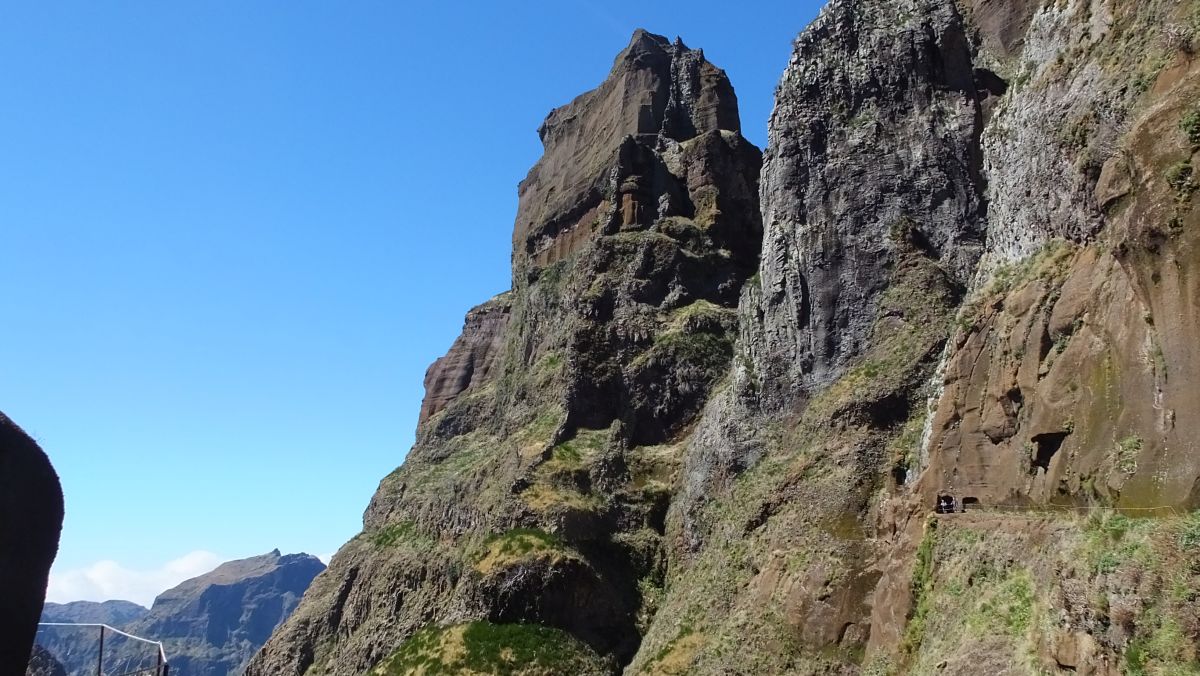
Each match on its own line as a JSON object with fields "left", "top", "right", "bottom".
{"left": 47, "top": 551, "right": 223, "bottom": 607}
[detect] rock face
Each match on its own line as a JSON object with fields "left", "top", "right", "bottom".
{"left": 418, "top": 295, "right": 511, "bottom": 425}
{"left": 25, "top": 645, "right": 67, "bottom": 676}
{"left": 0, "top": 412, "right": 64, "bottom": 671}
{"left": 753, "top": 0, "right": 986, "bottom": 403}
{"left": 515, "top": 29, "right": 747, "bottom": 271}
{"left": 641, "top": 0, "right": 1200, "bottom": 672}
{"left": 248, "top": 29, "right": 761, "bottom": 676}
{"left": 258, "top": 4, "right": 1200, "bottom": 674}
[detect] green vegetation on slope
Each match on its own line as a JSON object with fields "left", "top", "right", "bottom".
{"left": 373, "top": 621, "right": 609, "bottom": 676}
{"left": 370, "top": 520, "right": 434, "bottom": 552}
{"left": 899, "top": 518, "right": 938, "bottom": 659}
{"left": 474, "top": 528, "right": 580, "bottom": 574}
{"left": 896, "top": 511, "right": 1200, "bottom": 675}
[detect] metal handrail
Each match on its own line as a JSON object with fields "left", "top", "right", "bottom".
{"left": 36, "top": 622, "right": 170, "bottom": 676}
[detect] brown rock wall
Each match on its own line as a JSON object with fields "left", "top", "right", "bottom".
{"left": 418, "top": 294, "right": 511, "bottom": 426}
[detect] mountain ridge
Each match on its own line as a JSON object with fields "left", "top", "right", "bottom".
{"left": 41, "top": 600, "right": 149, "bottom": 627}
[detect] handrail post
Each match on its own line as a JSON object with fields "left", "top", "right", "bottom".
{"left": 96, "top": 625, "right": 104, "bottom": 676}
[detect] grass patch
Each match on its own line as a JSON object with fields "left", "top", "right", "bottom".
{"left": 1084, "top": 510, "right": 1151, "bottom": 574}
{"left": 519, "top": 480, "right": 604, "bottom": 513}
{"left": 1182, "top": 107, "right": 1200, "bottom": 148}
{"left": 1166, "top": 160, "right": 1198, "bottom": 202}
{"left": 667, "top": 299, "right": 735, "bottom": 328}
{"left": 900, "top": 518, "right": 938, "bottom": 657}
{"left": 1179, "top": 511, "right": 1200, "bottom": 551}
{"left": 396, "top": 428, "right": 496, "bottom": 489}
{"left": 651, "top": 331, "right": 732, "bottom": 369}
{"left": 371, "top": 520, "right": 434, "bottom": 551}
{"left": 530, "top": 352, "right": 563, "bottom": 387}
{"left": 638, "top": 626, "right": 705, "bottom": 675}
{"left": 513, "top": 408, "right": 563, "bottom": 457}
{"left": 1115, "top": 436, "right": 1144, "bottom": 474}
{"left": 900, "top": 509, "right": 1200, "bottom": 674}
{"left": 374, "top": 621, "right": 607, "bottom": 676}
{"left": 518, "top": 427, "right": 609, "bottom": 513}
{"left": 628, "top": 300, "right": 737, "bottom": 382}
{"left": 627, "top": 438, "right": 684, "bottom": 492}
{"left": 969, "top": 569, "right": 1034, "bottom": 636}
{"left": 1125, "top": 612, "right": 1200, "bottom": 676}
{"left": 547, "top": 428, "right": 608, "bottom": 469}
{"left": 474, "top": 528, "right": 578, "bottom": 574}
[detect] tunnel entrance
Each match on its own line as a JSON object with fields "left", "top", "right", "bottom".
{"left": 935, "top": 494, "right": 958, "bottom": 514}
{"left": 1030, "top": 432, "right": 1069, "bottom": 474}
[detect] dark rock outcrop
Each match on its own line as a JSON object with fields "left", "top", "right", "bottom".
{"left": 752, "top": 0, "right": 985, "bottom": 405}
{"left": 1, "top": 412, "right": 64, "bottom": 672}
{"left": 24, "top": 645, "right": 66, "bottom": 676}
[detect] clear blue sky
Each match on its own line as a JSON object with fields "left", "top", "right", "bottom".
{"left": 1, "top": 1, "right": 821, "bottom": 601}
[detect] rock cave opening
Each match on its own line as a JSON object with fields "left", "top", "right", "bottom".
{"left": 1030, "top": 431, "right": 1070, "bottom": 474}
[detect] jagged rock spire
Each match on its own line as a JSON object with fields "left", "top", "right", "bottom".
{"left": 515, "top": 29, "right": 744, "bottom": 274}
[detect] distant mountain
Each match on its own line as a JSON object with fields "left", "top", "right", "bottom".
{"left": 33, "top": 550, "right": 324, "bottom": 676}
{"left": 34, "top": 601, "right": 150, "bottom": 675}
{"left": 41, "top": 600, "right": 149, "bottom": 626}
{"left": 134, "top": 550, "right": 325, "bottom": 676}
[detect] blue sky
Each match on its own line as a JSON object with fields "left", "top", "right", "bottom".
{"left": 0, "top": 1, "right": 821, "bottom": 605}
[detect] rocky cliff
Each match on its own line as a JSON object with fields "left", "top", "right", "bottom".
{"left": 1, "top": 412, "right": 64, "bottom": 672}
{"left": 254, "top": 3, "right": 1200, "bottom": 673}
{"left": 25, "top": 645, "right": 66, "bottom": 676}
{"left": 642, "top": 0, "right": 1200, "bottom": 672}
{"left": 248, "top": 29, "right": 761, "bottom": 676}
